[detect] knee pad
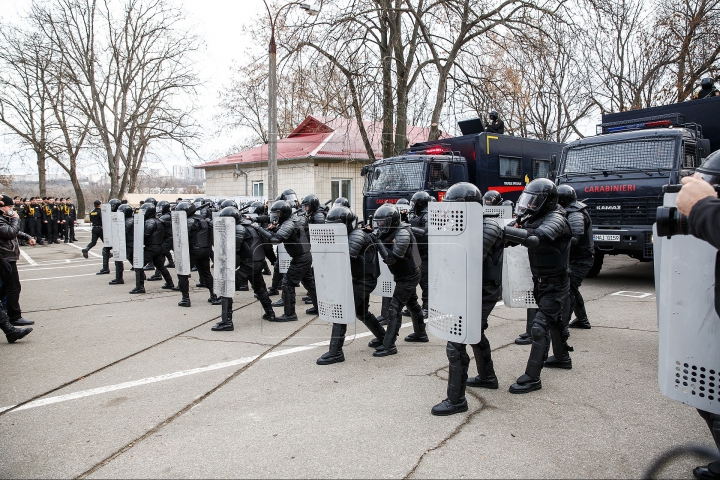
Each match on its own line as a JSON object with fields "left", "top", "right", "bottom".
{"left": 446, "top": 342, "right": 462, "bottom": 363}
{"left": 530, "top": 321, "right": 547, "bottom": 341}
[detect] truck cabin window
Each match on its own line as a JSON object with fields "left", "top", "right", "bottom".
{"left": 563, "top": 138, "right": 677, "bottom": 173}
{"left": 366, "top": 161, "right": 425, "bottom": 192}
{"left": 533, "top": 159, "right": 551, "bottom": 179}
{"left": 427, "top": 162, "right": 451, "bottom": 189}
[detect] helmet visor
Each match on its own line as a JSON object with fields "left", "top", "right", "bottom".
{"left": 269, "top": 211, "right": 280, "bottom": 224}
{"left": 515, "top": 192, "right": 543, "bottom": 217}
{"left": 695, "top": 171, "right": 720, "bottom": 185}
{"left": 284, "top": 193, "right": 298, "bottom": 203}
{"left": 372, "top": 217, "right": 392, "bottom": 235}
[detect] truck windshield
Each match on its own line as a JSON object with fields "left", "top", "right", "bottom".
{"left": 563, "top": 137, "right": 677, "bottom": 173}
{"left": 366, "top": 161, "right": 425, "bottom": 192}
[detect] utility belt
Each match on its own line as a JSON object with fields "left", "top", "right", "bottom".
{"left": 533, "top": 275, "right": 568, "bottom": 285}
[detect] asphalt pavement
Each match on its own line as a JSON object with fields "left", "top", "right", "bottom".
{"left": 0, "top": 231, "right": 714, "bottom": 479}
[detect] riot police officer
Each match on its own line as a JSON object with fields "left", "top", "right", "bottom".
{"left": 695, "top": 77, "right": 720, "bottom": 99}
{"left": 148, "top": 201, "right": 174, "bottom": 281}
{"left": 129, "top": 204, "right": 174, "bottom": 294}
{"left": 316, "top": 206, "right": 387, "bottom": 364}
{"left": 172, "top": 202, "right": 217, "bottom": 306}
{"left": 110, "top": 204, "right": 135, "bottom": 285}
{"left": 509, "top": 178, "right": 572, "bottom": 394}
{"left": 409, "top": 190, "right": 431, "bottom": 317}
{"left": 558, "top": 185, "right": 595, "bottom": 330}
{"left": 257, "top": 200, "right": 317, "bottom": 322}
{"left": 431, "top": 183, "right": 505, "bottom": 415}
{"left": 97, "top": 199, "right": 120, "bottom": 275}
{"left": 333, "top": 196, "right": 350, "bottom": 208}
{"left": 370, "top": 203, "right": 425, "bottom": 357}
{"left": 396, "top": 198, "right": 410, "bottom": 223}
{"left": 483, "top": 190, "right": 503, "bottom": 206}
{"left": 485, "top": 111, "right": 505, "bottom": 134}
{"left": 301, "top": 194, "right": 327, "bottom": 224}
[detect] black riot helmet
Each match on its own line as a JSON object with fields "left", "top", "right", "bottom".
{"left": 174, "top": 201, "right": 197, "bottom": 216}
{"left": 489, "top": 110, "right": 499, "bottom": 121}
{"left": 695, "top": 150, "right": 720, "bottom": 185}
{"left": 701, "top": 78, "right": 714, "bottom": 90}
{"left": 515, "top": 178, "right": 558, "bottom": 222}
{"left": 144, "top": 197, "right": 157, "bottom": 206}
{"left": 220, "top": 199, "right": 237, "bottom": 209}
{"left": 410, "top": 191, "right": 431, "bottom": 215}
{"left": 557, "top": 184, "right": 577, "bottom": 208}
{"left": 442, "top": 182, "right": 483, "bottom": 203}
{"left": 250, "top": 201, "right": 265, "bottom": 215}
{"left": 280, "top": 189, "right": 298, "bottom": 204}
{"left": 333, "top": 196, "right": 350, "bottom": 208}
{"left": 139, "top": 204, "right": 156, "bottom": 220}
{"left": 482, "top": 190, "right": 503, "bottom": 206}
{"left": 219, "top": 206, "right": 242, "bottom": 224}
{"left": 193, "top": 197, "right": 205, "bottom": 208}
{"left": 118, "top": 204, "right": 134, "bottom": 219}
{"left": 326, "top": 206, "right": 355, "bottom": 235}
{"left": 372, "top": 203, "right": 401, "bottom": 237}
{"left": 301, "top": 194, "right": 320, "bottom": 214}
{"left": 395, "top": 198, "right": 410, "bottom": 212}
{"left": 157, "top": 200, "right": 171, "bottom": 215}
{"left": 108, "top": 198, "right": 121, "bottom": 212}
{"left": 501, "top": 199, "right": 515, "bottom": 209}
{"left": 269, "top": 200, "right": 292, "bottom": 224}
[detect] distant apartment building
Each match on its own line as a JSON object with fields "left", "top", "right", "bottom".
{"left": 173, "top": 165, "right": 206, "bottom": 181}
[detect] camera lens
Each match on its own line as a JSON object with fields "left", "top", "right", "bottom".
{"left": 656, "top": 206, "right": 689, "bottom": 237}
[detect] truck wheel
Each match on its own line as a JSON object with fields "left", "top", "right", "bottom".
{"left": 586, "top": 254, "right": 604, "bottom": 278}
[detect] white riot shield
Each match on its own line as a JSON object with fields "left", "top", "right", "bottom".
{"left": 171, "top": 211, "right": 191, "bottom": 276}
{"left": 502, "top": 245, "right": 537, "bottom": 308}
{"left": 427, "top": 202, "right": 484, "bottom": 344}
{"left": 212, "top": 211, "right": 219, "bottom": 222}
{"left": 371, "top": 260, "right": 395, "bottom": 297}
{"left": 213, "top": 217, "right": 236, "bottom": 298}
{"left": 278, "top": 243, "right": 291, "bottom": 273}
{"left": 656, "top": 192, "right": 720, "bottom": 414}
{"left": 309, "top": 223, "right": 355, "bottom": 324}
{"left": 101, "top": 204, "right": 113, "bottom": 247}
{"left": 133, "top": 213, "right": 144, "bottom": 269}
{"left": 483, "top": 205, "right": 513, "bottom": 219}
{"left": 111, "top": 212, "right": 126, "bottom": 262}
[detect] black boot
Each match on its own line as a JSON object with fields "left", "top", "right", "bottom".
{"left": 82, "top": 248, "right": 88, "bottom": 259}
{"left": 178, "top": 297, "right": 191, "bottom": 307}
{"left": 568, "top": 317, "right": 591, "bottom": 329}
{"left": 0, "top": 314, "right": 32, "bottom": 343}
{"left": 362, "top": 313, "right": 386, "bottom": 349}
{"left": 515, "top": 308, "right": 536, "bottom": 345}
{"left": 257, "top": 290, "right": 275, "bottom": 320}
{"left": 306, "top": 292, "right": 318, "bottom": 315}
{"left": 404, "top": 303, "right": 429, "bottom": 342}
{"left": 317, "top": 323, "right": 346, "bottom": 365}
{"left": 545, "top": 326, "right": 572, "bottom": 369}
{"left": 467, "top": 338, "right": 499, "bottom": 389}
{"left": 212, "top": 298, "right": 234, "bottom": 331}
{"left": 208, "top": 293, "right": 222, "bottom": 305}
{"left": 273, "top": 287, "right": 298, "bottom": 322}
{"left": 432, "top": 342, "right": 469, "bottom": 416}
{"left": 374, "top": 305, "right": 400, "bottom": 357}
{"left": 509, "top": 320, "right": 547, "bottom": 394}
{"left": 143, "top": 262, "right": 154, "bottom": 271}
{"left": 272, "top": 296, "right": 285, "bottom": 307}
{"left": 147, "top": 268, "right": 162, "bottom": 281}
{"left": 110, "top": 261, "right": 124, "bottom": 284}
{"left": 262, "top": 261, "right": 271, "bottom": 275}
{"left": 130, "top": 270, "right": 145, "bottom": 294}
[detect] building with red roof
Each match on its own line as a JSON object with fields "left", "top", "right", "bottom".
{"left": 196, "top": 115, "right": 433, "bottom": 209}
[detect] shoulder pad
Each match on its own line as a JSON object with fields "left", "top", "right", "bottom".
{"left": 564, "top": 201, "right": 586, "bottom": 213}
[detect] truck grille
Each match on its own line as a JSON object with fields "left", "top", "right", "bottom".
{"left": 584, "top": 197, "right": 662, "bottom": 226}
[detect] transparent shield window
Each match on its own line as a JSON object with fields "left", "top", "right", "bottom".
{"left": 366, "top": 161, "right": 425, "bottom": 192}
{"left": 533, "top": 159, "right": 550, "bottom": 179}
{"left": 499, "top": 156, "right": 521, "bottom": 177}
{"left": 331, "top": 179, "right": 352, "bottom": 207}
{"left": 563, "top": 138, "right": 677, "bottom": 173}
{"left": 252, "top": 181, "right": 263, "bottom": 197}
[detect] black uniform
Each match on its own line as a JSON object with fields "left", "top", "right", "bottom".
{"left": 485, "top": 119, "right": 505, "bottom": 134}
{"left": 259, "top": 216, "right": 317, "bottom": 320}
{"left": 234, "top": 223, "right": 273, "bottom": 314}
{"left": 563, "top": 201, "right": 594, "bottom": 328}
{"left": 409, "top": 208, "right": 429, "bottom": 312}
{"left": 85, "top": 207, "right": 103, "bottom": 251}
{"left": 159, "top": 211, "right": 174, "bottom": 267}
{"left": 66, "top": 204, "right": 77, "bottom": 242}
{"left": 511, "top": 206, "right": 572, "bottom": 393}
{"left": 177, "top": 215, "right": 214, "bottom": 301}
{"left": 134, "top": 217, "right": 173, "bottom": 291}
{"left": 44, "top": 203, "right": 61, "bottom": 244}
{"left": 374, "top": 224, "right": 424, "bottom": 355}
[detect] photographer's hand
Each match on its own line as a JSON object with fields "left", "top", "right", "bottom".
{"left": 677, "top": 177, "right": 716, "bottom": 216}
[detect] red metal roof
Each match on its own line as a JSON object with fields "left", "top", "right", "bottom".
{"left": 197, "top": 116, "right": 436, "bottom": 168}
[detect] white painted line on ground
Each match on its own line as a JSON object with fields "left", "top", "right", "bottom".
{"left": 19, "top": 249, "right": 38, "bottom": 266}
{"left": 21, "top": 273, "right": 98, "bottom": 282}
{"left": 65, "top": 242, "right": 101, "bottom": 258}
{"left": 0, "top": 323, "right": 413, "bottom": 414}
{"left": 611, "top": 290, "right": 653, "bottom": 299}
{"left": 18, "top": 263, "right": 102, "bottom": 273}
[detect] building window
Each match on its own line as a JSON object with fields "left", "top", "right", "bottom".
{"left": 499, "top": 156, "right": 521, "bottom": 178}
{"left": 252, "top": 181, "right": 264, "bottom": 197}
{"left": 331, "top": 179, "right": 352, "bottom": 207}
{"left": 533, "top": 159, "right": 551, "bottom": 179}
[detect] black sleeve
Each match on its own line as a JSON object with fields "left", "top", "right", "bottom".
{"left": 526, "top": 211, "right": 568, "bottom": 241}
{"left": 482, "top": 218, "right": 503, "bottom": 259}
{"left": 688, "top": 197, "right": 720, "bottom": 250}
{"left": 567, "top": 211, "right": 585, "bottom": 240}
{"left": 391, "top": 229, "right": 412, "bottom": 258}
{"left": 348, "top": 229, "right": 368, "bottom": 258}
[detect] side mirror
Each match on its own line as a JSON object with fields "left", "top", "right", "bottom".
{"left": 697, "top": 139, "right": 711, "bottom": 159}
{"left": 361, "top": 166, "right": 369, "bottom": 177}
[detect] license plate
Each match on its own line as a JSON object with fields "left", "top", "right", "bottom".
{"left": 594, "top": 234, "right": 620, "bottom": 242}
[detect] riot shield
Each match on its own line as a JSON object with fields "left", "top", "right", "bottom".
{"left": 101, "top": 203, "right": 113, "bottom": 247}
{"left": 213, "top": 217, "right": 236, "bottom": 298}
{"left": 483, "top": 205, "right": 513, "bottom": 219}
{"left": 656, "top": 192, "right": 720, "bottom": 415}
{"left": 427, "top": 202, "right": 484, "bottom": 344}
{"left": 171, "top": 211, "right": 191, "bottom": 276}
{"left": 132, "top": 213, "right": 144, "bottom": 269}
{"left": 111, "top": 212, "right": 126, "bottom": 262}
{"left": 309, "top": 223, "right": 355, "bottom": 324}
{"left": 502, "top": 245, "right": 537, "bottom": 308}
{"left": 277, "top": 243, "right": 291, "bottom": 273}
{"left": 371, "top": 261, "right": 395, "bottom": 297}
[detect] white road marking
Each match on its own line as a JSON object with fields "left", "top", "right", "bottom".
{"left": 0, "top": 323, "right": 413, "bottom": 414}
{"left": 65, "top": 242, "right": 102, "bottom": 258}
{"left": 19, "top": 249, "right": 38, "bottom": 266}
{"left": 21, "top": 273, "right": 98, "bottom": 282}
{"left": 18, "top": 263, "right": 102, "bottom": 273}
{"left": 611, "top": 290, "right": 653, "bottom": 299}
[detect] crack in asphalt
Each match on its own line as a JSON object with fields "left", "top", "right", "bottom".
{"left": 180, "top": 335, "right": 275, "bottom": 347}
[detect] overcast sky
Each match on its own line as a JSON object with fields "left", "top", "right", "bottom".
{"left": 0, "top": 0, "right": 268, "bottom": 175}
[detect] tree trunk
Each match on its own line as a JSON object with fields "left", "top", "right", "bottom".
{"left": 380, "top": 16, "right": 394, "bottom": 159}
{"left": 395, "top": 80, "right": 409, "bottom": 154}
{"left": 428, "top": 70, "right": 448, "bottom": 141}
{"left": 36, "top": 149, "right": 46, "bottom": 196}
{"left": 70, "top": 169, "right": 85, "bottom": 217}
